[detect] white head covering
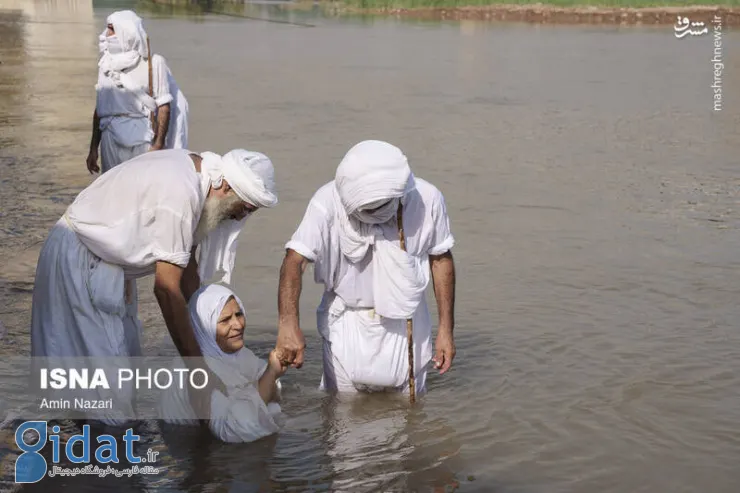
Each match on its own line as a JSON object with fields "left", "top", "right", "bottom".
{"left": 159, "top": 284, "right": 284, "bottom": 442}
{"left": 189, "top": 284, "right": 262, "bottom": 381}
{"left": 196, "top": 149, "right": 278, "bottom": 284}
{"left": 98, "top": 10, "right": 148, "bottom": 73}
{"left": 332, "top": 140, "right": 429, "bottom": 319}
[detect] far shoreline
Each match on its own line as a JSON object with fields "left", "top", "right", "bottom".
{"left": 308, "top": 2, "right": 740, "bottom": 25}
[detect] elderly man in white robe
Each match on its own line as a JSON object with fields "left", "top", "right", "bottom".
{"left": 276, "top": 140, "right": 456, "bottom": 395}
{"left": 85, "top": 10, "right": 188, "bottom": 174}
{"left": 30, "top": 148, "right": 278, "bottom": 423}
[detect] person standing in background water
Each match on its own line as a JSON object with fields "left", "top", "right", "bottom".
{"left": 86, "top": 9, "right": 189, "bottom": 175}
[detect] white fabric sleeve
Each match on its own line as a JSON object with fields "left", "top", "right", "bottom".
{"left": 285, "top": 198, "right": 330, "bottom": 262}
{"left": 428, "top": 190, "right": 455, "bottom": 255}
{"left": 151, "top": 206, "right": 194, "bottom": 267}
{"left": 151, "top": 54, "right": 174, "bottom": 107}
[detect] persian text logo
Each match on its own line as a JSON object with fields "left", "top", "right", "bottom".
{"left": 674, "top": 16, "right": 708, "bottom": 38}
{"left": 14, "top": 421, "right": 160, "bottom": 483}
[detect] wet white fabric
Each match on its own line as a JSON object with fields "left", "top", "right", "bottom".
{"left": 95, "top": 10, "right": 174, "bottom": 171}
{"left": 30, "top": 218, "right": 142, "bottom": 426}
{"left": 317, "top": 292, "right": 431, "bottom": 393}
{"left": 160, "top": 284, "right": 284, "bottom": 442}
{"left": 196, "top": 150, "right": 278, "bottom": 284}
{"left": 286, "top": 173, "right": 454, "bottom": 391}
{"left": 333, "top": 140, "right": 427, "bottom": 320}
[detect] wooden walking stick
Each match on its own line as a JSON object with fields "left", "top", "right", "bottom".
{"left": 147, "top": 36, "right": 155, "bottom": 134}
{"left": 397, "top": 202, "right": 416, "bottom": 404}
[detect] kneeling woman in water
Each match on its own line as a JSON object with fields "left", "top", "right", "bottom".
{"left": 161, "top": 283, "right": 288, "bottom": 442}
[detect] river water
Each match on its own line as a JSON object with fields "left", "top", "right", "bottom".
{"left": 1, "top": 1, "right": 739, "bottom": 492}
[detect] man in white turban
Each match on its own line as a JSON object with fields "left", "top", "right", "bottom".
{"left": 275, "top": 140, "right": 456, "bottom": 395}
{"left": 85, "top": 10, "right": 189, "bottom": 174}
{"left": 30, "top": 148, "right": 277, "bottom": 423}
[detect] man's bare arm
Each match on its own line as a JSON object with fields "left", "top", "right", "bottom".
{"left": 430, "top": 250, "right": 456, "bottom": 373}
{"left": 151, "top": 103, "right": 170, "bottom": 150}
{"left": 89, "top": 110, "right": 101, "bottom": 153}
{"left": 180, "top": 247, "right": 200, "bottom": 302}
{"left": 430, "top": 250, "right": 455, "bottom": 333}
{"left": 153, "top": 260, "right": 202, "bottom": 357}
{"left": 276, "top": 249, "right": 309, "bottom": 368}
{"left": 278, "top": 249, "right": 308, "bottom": 329}
{"left": 86, "top": 110, "right": 101, "bottom": 174}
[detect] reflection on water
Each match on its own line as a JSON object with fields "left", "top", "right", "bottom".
{"left": 1, "top": 0, "right": 740, "bottom": 492}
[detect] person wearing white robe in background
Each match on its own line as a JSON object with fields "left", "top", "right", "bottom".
{"left": 30, "top": 148, "right": 278, "bottom": 425}
{"left": 275, "top": 140, "right": 457, "bottom": 395}
{"left": 161, "top": 284, "right": 287, "bottom": 442}
{"left": 85, "top": 10, "right": 189, "bottom": 175}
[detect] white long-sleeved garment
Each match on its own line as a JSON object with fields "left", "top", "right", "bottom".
{"left": 285, "top": 177, "right": 454, "bottom": 393}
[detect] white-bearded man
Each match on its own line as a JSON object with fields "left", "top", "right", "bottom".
{"left": 276, "top": 140, "right": 456, "bottom": 395}
{"left": 30, "top": 148, "right": 277, "bottom": 424}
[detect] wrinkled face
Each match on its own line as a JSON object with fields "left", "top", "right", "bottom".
{"left": 193, "top": 190, "right": 258, "bottom": 245}
{"left": 215, "top": 297, "right": 245, "bottom": 354}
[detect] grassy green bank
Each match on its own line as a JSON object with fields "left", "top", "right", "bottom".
{"left": 144, "top": 0, "right": 740, "bottom": 24}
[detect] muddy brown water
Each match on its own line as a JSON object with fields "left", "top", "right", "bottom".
{"left": 1, "top": 1, "right": 739, "bottom": 492}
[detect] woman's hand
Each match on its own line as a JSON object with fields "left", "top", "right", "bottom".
{"left": 268, "top": 348, "right": 289, "bottom": 378}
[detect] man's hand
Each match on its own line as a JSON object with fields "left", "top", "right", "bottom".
{"left": 276, "top": 323, "right": 306, "bottom": 369}
{"left": 86, "top": 149, "right": 99, "bottom": 174}
{"left": 432, "top": 330, "right": 455, "bottom": 374}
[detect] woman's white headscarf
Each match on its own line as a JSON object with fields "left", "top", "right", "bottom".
{"left": 160, "top": 284, "right": 284, "bottom": 443}
{"left": 332, "top": 140, "right": 429, "bottom": 319}
{"left": 196, "top": 149, "right": 279, "bottom": 284}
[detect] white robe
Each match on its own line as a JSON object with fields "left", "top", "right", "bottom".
{"left": 159, "top": 284, "right": 284, "bottom": 442}
{"left": 285, "top": 177, "right": 455, "bottom": 394}
{"left": 96, "top": 54, "right": 173, "bottom": 172}
{"left": 30, "top": 150, "right": 203, "bottom": 425}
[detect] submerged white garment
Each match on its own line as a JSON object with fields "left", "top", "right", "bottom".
{"left": 196, "top": 150, "right": 278, "bottom": 284}
{"left": 286, "top": 176, "right": 454, "bottom": 391}
{"left": 160, "top": 284, "right": 284, "bottom": 442}
{"left": 30, "top": 218, "right": 141, "bottom": 426}
{"left": 317, "top": 292, "right": 431, "bottom": 393}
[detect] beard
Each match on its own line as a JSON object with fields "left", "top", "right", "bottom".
{"left": 193, "top": 193, "right": 243, "bottom": 245}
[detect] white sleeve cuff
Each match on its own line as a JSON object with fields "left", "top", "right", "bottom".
{"left": 428, "top": 235, "right": 454, "bottom": 256}
{"left": 155, "top": 94, "right": 174, "bottom": 107}
{"left": 285, "top": 240, "right": 316, "bottom": 262}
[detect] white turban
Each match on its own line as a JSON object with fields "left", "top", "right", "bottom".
{"left": 197, "top": 150, "right": 278, "bottom": 284}
{"left": 332, "top": 140, "right": 429, "bottom": 319}
{"left": 159, "top": 284, "right": 284, "bottom": 442}
{"left": 98, "top": 10, "right": 148, "bottom": 73}
{"left": 207, "top": 149, "right": 278, "bottom": 208}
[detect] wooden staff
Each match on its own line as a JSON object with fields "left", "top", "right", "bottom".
{"left": 147, "top": 36, "right": 155, "bottom": 133}
{"left": 397, "top": 202, "right": 416, "bottom": 404}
